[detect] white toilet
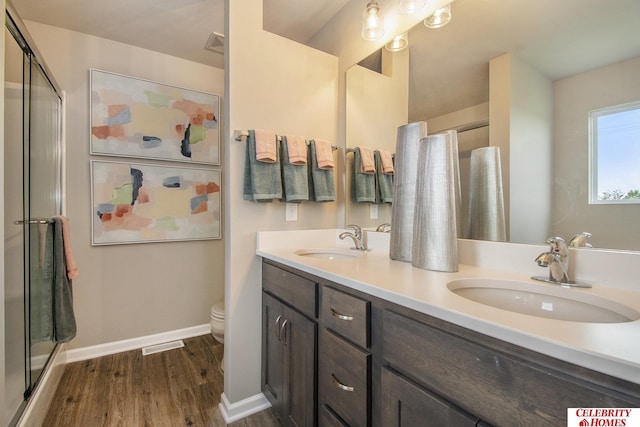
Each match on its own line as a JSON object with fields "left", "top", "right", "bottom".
{"left": 210, "top": 301, "right": 225, "bottom": 372}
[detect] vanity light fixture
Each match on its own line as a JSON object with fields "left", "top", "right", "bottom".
{"left": 385, "top": 33, "right": 409, "bottom": 51}
{"left": 398, "top": 0, "right": 426, "bottom": 14}
{"left": 424, "top": 3, "right": 452, "bottom": 28}
{"left": 361, "top": 0, "right": 385, "bottom": 41}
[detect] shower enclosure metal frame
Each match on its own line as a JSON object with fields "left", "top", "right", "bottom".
{"left": 5, "top": 3, "right": 64, "bottom": 424}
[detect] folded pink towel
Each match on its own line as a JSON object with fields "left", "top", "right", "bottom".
{"left": 378, "top": 149, "right": 394, "bottom": 174}
{"left": 358, "top": 146, "right": 376, "bottom": 174}
{"left": 314, "top": 139, "right": 334, "bottom": 170}
{"left": 286, "top": 135, "right": 307, "bottom": 165}
{"left": 255, "top": 129, "right": 277, "bottom": 163}
{"left": 54, "top": 215, "right": 79, "bottom": 280}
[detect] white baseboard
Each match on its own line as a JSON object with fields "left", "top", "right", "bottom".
{"left": 219, "top": 392, "right": 271, "bottom": 423}
{"left": 17, "top": 344, "right": 67, "bottom": 427}
{"left": 65, "top": 324, "right": 211, "bottom": 363}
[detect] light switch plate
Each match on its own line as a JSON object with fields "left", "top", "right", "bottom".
{"left": 285, "top": 203, "right": 298, "bottom": 221}
{"left": 369, "top": 203, "right": 378, "bottom": 220}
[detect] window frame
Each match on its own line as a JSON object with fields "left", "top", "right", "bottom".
{"left": 588, "top": 100, "right": 640, "bottom": 205}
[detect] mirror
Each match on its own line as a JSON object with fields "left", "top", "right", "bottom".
{"left": 345, "top": 0, "right": 640, "bottom": 251}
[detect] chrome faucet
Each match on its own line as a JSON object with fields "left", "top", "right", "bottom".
{"left": 376, "top": 223, "right": 391, "bottom": 232}
{"left": 339, "top": 224, "right": 367, "bottom": 251}
{"left": 569, "top": 232, "right": 592, "bottom": 248}
{"left": 532, "top": 236, "right": 591, "bottom": 288}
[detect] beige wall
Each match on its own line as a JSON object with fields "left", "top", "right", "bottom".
{"left": 1, "top": 0, "right": 6, "bottom": 421}
{"left": 553, "top": 56, "right": 640, "bottom": 250}
{"left": 490, "top": 53, "right": 553, "bottom": 244}
{"left": 224, "top": 0, "right": 339, "bottom": 406}
{"left": 345, "top": 48, "right": 408, "bottom": 227}
{"left": 22, "top": 21, "right": 225, "bottom": 349}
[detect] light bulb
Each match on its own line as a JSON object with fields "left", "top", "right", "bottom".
{"left": 385, "top": 33, "right": 409, "bottom": 52}
{"left": 398, "top": 0, "right": 426, "bottom": 14}
{"left": 424, "top": 3, "right": 452, "bottom": 28}
{"left": 361, "top": 1, "right": 385, "bottom": 41}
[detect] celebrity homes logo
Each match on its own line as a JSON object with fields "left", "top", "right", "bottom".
{"left": 567, "top": 408, "right": 640, "bottom": 426}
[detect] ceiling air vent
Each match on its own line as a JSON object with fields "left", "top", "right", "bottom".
{"left": 204, "top": 32, "right": 225, "bottom": 55}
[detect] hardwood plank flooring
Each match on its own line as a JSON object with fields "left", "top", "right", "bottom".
{"left": 43, "top": 334, "right": 281, "bottom": 426}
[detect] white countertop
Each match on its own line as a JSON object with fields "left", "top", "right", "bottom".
{"left": 257, "top": 229, "right": 640, "bottom": 385}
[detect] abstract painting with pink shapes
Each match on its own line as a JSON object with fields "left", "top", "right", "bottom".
{"left": 90, "top": 69, "right": 220, "bottom": 165}
{"left": 91, "top": 160, "right": 221, "bottom": 245}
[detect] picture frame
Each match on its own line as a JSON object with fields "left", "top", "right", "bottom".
{"left": 91, "top": 160, "right": 222, "bottom": 245}
{"left": 90, "top": 69, "right": 220, "bottom": 165}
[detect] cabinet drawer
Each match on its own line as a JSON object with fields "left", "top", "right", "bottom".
{"left": 263, "top": 262, "right": 317, "bottom": 319}
{"left": 321, "top": 286, "right": 369, "bottom": 348}
{"left": 319, "top": 404, "right": 348, "bottom": 427}
{"left": 319, "top": 329, "right": 369, "bottom": 427}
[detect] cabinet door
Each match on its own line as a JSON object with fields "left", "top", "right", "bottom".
{"left": 262, "top": 293, "right": 284, "bottom": 415}
{"left": 381, "top": 367, "right": 478, "bottom": 427}
{"left": 282, "top": 306, "right": 317, "bottom": 427}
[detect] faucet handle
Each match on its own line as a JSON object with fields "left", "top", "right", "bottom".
{"left": 346, "top": 224, "right": 362, "bottom": 239}
{"left": 546, "top": 236, "right": 567, "bottom": 254}
{"left": 569, "top": 232, "right": 592, "bottom": 248}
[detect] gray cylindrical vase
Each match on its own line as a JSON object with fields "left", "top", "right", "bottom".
{"left": 389, "top": 121, "right": 428, "bottom": 262}
{"left": 412, "top": 131, "right": 460, "bottom": 272}
{"left": 466, "top": 146, "right": 506, "bottom": 242}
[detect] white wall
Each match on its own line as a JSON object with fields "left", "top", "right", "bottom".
{"left": 22, "top": 21, "right": 225, "bottom": 349}
{"left": 224, "top": 0, "right": 339, "bottom": 409}
{"left": 553, "top": 56, "right": 640, "bottom": 250}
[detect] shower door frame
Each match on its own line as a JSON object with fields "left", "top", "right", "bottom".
{"left": 5, "top": 4, "right": 65, "bottom": 411}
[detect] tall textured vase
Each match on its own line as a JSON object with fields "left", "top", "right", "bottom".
{"left": 389, "top": 121, "right": 428, "bottom": 262}
{"left": 466, "top": 146, "right": 506, "bottom": 241}
{"left": 412, "top": 130, "right": 461, "bottom": 272}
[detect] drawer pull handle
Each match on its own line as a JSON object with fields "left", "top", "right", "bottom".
{"left": 280, "top": 319, "right": 288, "bottom": 345}
{"left": 274, "top": 315, "right": 282, "bottom": 341}
{"left": 331, "top": 374, "right": 354, "bottom": 392}
{"left": 330, "top": 308, "right": 354, "bottom": 321}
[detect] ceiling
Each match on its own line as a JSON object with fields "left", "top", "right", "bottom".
{"left": 9, "top": 0, "right": 640, "bottom": 121}
{"left": 9, "top": 0, "right": 349, "bottom": 71}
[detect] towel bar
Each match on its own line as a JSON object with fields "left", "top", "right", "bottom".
{"left": 234, "top": 129, "right": 338, "bottom": 151}
{"left": 14, "top": 218, "right": 54, "bottom": 225}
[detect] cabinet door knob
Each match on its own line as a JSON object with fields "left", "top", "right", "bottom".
{"left": 275, "top": 315, "right": 283, "bottom": 341}
{"left": 331, "top": 308, "right": 354, "bottom": 321}
{"left": 331, "top": 374, "right": 355, "bottom": 392}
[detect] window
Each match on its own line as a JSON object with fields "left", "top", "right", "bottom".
{"left": 589, "top": 101, "right": 640, "bottom": 204}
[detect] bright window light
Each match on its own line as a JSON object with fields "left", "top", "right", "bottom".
{"left": 589, "top": 101, "right": 640, "bottom": 204}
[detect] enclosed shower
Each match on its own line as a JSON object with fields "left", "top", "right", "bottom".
{"left": 4, "top": 6, "right": 64, "bottom": 425}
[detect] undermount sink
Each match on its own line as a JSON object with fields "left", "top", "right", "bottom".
{"left": 447, "top": 279, "right": 639, "bottom": 323}
{"left": 294, "top": 248, "right": 364, "bottom": 260}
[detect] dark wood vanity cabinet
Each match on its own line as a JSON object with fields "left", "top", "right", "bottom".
{"left": 261, "top": 260, "right": 640, "bottom": 427}
{"left": 262, "top": 262, "right": 318, "bottom": 427}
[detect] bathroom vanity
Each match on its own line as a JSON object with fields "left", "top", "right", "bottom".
{"left": 258, "top": 230, "right": 640, "bottom": 426}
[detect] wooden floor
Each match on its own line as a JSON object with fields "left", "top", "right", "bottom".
{"left": 44, "top": 334, "right": 281, "bottom": 426}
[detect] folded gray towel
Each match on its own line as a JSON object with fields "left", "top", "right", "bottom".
{"left": 30, "top": 222, "right": 54, "bottom": 343}
{"left": 375, "top": 150, "right": 393, "bottom": 204}
{"left": 308, "top": 140, "right": 335, "bottom": 202}
{"left": 352, "top": 147, "right": 376, "bottom": 203}
{"left": 52, "top": 217, "right": 77, "bottom": 343}
{"left": 280, "top": 136, "right": 309, "bottom": 202}
{"left": 243, "top": 130, "right": 283, "bottom": 202}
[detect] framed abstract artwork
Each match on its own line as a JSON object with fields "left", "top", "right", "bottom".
{"left": 90, "top": 69, "right": 220, "bottom": 165}
{"left": 91, "top": 160, "right": 222, "bottom": 245}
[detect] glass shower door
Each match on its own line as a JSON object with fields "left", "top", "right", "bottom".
{"left": 25, "top": 51, "right": 63, "bottom": 395}
{"left": 4, "top": 14, "right": 63, "bottom": 422}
